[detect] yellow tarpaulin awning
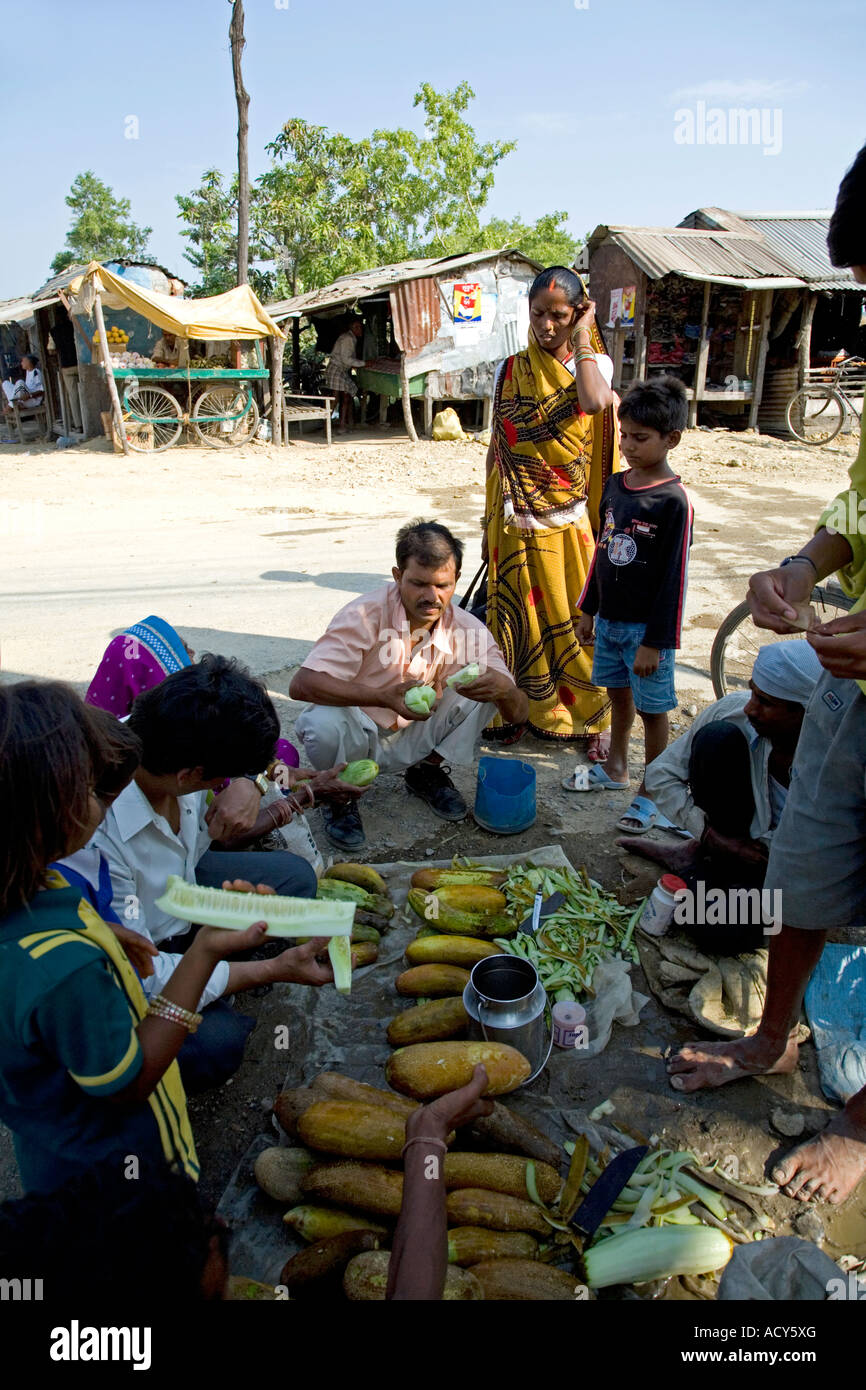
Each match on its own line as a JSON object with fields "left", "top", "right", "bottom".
{"left": 79, "top": 262, "right": 286, "bottom": 340}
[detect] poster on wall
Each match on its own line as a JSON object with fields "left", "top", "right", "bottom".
{"left": 607, "top": 286, "right": 636, "bottom": 327}
{"left": 454, "top": 282, "right": 482, "bottom": 324}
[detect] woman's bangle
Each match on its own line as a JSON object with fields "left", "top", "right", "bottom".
{"left": 147, "top": 995, "right": 202, "bottom": 1033}
{"left": 401, "top": 1135, "right": 448, "bottom": 1159}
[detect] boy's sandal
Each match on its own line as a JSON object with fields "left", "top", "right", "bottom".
{"left": 561, "top": 764, "right": 630, "bottom": 793}
{"left": 617, "top": 795, "right": 660, "bottom": 834}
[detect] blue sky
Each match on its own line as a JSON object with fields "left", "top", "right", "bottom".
{"left": 2, "top": 0, "right": 863, "bottom": 298}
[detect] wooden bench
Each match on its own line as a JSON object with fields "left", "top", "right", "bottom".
{"left": 10, "top": 399, "right": 51, "bottom": 443}
{"left": 281, "top": 391, "right": 334, "bottom": 446}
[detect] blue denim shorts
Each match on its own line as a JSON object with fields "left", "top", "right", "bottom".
{"left": 590, "top": 616, "right": 677, "bottom": 714}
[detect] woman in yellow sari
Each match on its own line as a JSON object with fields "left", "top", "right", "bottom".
{"left": 483, "top": 266, "right": 620, "bottom": 752}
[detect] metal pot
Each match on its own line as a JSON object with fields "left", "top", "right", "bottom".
{"left": 463, "top": 954, "right": 552, "bottom": 1084}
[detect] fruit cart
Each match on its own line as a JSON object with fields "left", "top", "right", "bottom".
{"left": 113, "top": 358, "right": 269, "bottom": 453}
{"left": 76, "top": 261, "right": 285, "bottom": 455}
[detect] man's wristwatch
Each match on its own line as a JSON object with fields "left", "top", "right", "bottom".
{"left": 241, "top": 773, "right": 270, "bottom": 797}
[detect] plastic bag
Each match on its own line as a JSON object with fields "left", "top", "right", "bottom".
{"left": 718, "top": 1237, "right": 841, "bottom": 1301}
{"left": 432, "top": 407, "right": 467, "bottom": 441}
{"left": 573, "top": 956, "right": 649, "bottom": 1059}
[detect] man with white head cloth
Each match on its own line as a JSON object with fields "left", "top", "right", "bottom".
{"left": 619, "top": 639, "right": 823, "bottom": 951}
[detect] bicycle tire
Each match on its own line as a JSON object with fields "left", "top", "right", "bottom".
{"left": 786, "top": 387, "right": 845, "bottom": 445}
{"left": 191, "top": 386, "right": 259, "bottom": 449}
{"left": 710, "top": 585, "right": 855, "bottom": 699}
{"left": 122, "top": 385, "right": 183, "bottom": 454}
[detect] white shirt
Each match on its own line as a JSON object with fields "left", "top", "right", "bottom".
{"left": 644, "top": 693, "right": 779, "bottom": 847}
{"left": 89, "top": 781, "right": 230, "bottom": 1006}
{"left": 25, "top": 367, "right": 43, "bottom": 397}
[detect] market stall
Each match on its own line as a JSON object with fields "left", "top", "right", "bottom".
{"left": 73, "top": 262, "right": 285, "bottom": 454}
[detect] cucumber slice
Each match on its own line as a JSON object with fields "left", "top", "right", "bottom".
{"left": 328, "top": 935, "right": 353, "bottom": 995}
{"left": 154, "top": 876, "right": 354, "bottom": 938}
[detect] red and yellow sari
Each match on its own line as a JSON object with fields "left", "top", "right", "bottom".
{"left": 485, "top": 329, "right": 620, "bottom": 740}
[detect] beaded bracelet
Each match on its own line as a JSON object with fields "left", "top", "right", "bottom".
{"left": 147, "top": 995, "right": 202, "bottom": 1033}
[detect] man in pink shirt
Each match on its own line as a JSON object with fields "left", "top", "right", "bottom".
{"left": 291, "top": 521, "right": 528, "bottom": 849}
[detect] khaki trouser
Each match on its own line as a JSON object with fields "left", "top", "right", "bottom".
{"left": 295, "top": 688, "right": 495, "bottom": 773}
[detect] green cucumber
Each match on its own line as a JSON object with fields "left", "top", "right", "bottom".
{"left": 445, "top": 663, "right": 480, "bottom": 690}
{"left": 339, "top": 760, "right": 379, "bottom": 787}
{"left": 404, "top": 685, "right": 436, "bottom": 714}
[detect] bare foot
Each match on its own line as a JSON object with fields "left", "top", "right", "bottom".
{"left": 586, "top": 733, "right": 610, "bottom": 763}
{"left": 773, "top": 1113, "right": 866, "bottom": 1205}
{"left": 615, "top": 835, "right": 701, "bottom": 874}
{"left": 666, "top": 1033, "right": 799, "bottom": 1092}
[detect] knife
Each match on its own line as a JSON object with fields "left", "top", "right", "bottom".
{"left": 519, "top": 890, "right": 565, "bottom": 936}
{"left": 570, "top": 1145, "right": 648, "bottom": 1245}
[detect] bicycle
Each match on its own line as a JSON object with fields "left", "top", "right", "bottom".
{"left": 710, "top": 582, "right": 855, "bottom": 698}
{"left": 785, "top": 356, "right": 865, "bottom": 446}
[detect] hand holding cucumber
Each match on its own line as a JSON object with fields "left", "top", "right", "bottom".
{"left": 390, "top": 680, "right": 438, "bottom": 721}
{"left": 405, "top": 1065, "right": 494, "bottom": 1142}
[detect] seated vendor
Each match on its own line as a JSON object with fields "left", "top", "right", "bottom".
{"left": 86, "top": 655, "right": 332, "bottom": 1091}
{"left": 151, "top": 331, "right": 189, "bottom": 368}
{"left": 290, "top": 520, "right": 528, "bottom": 850}
{"left": 619, "top": 640, "right": 823, "bottom": 950}
{"left": 18, "top": 354, "right": 43, "bottom": 406}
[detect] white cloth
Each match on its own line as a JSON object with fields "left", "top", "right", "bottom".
{"left": 2, "top": 380, "right": 22, "bottom": 405}
{"left": 55, "top": 843, "right": 225, "bottom": 1010}
{"left": 296, "top": 687, "right": 495, "bottom": 773}
{"left": 645, "top": 693, "right": 776, "bottom": 846}
{"left": 752, "top": 639, "right": 824, "bottom": 707}
{"left": 25, "top": 367, "right": 43, "bottom": 397}
{"left": 89, "top": 781, "right": 230, "bottom": 1006}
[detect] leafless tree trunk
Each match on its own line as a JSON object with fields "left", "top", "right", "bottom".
{"left": 230, "top": 1, "right": 250, "bottom": 285}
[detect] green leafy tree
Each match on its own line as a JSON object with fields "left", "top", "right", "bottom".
{"left": 177, "top": 83, "right": 577, "bottom": 295}
{"left": 479, "top": 211, "right": 578, "bottom": 269}
{"left": 51, "top": 172, "right": 151, "bottom": 275}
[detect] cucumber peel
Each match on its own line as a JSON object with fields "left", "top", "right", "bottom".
{"left": 154, "top": 875, "right": 354, "bottom": 938}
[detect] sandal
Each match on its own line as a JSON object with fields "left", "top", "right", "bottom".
{"left": 586, "top": 733, "right": 611, "bottom": 763}
{"left": 562, "top": 764, "right": 630, "bottom": 793}
{"left": 617, "top": 795, "right": 661, "bottom": 834}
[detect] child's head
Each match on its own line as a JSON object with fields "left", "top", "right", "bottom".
{"left": 0, "top": 683, "right": 141, "bottom": 917}
{"left": 0, "top": 1160, "right": 228, "bottom": 1302}
{"left": 528, "top": 266, "right": 588, "bottom": 354}
{"left": 127, "top": 652, "right": 279, "bottom": 788}
{"left": 828, "top": 142, "right": 866, "bottom": 282}
{"left": 617, "top": 376, "right": 688, "bottom": 469}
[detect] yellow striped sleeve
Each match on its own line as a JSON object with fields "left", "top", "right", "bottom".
{"left": 25, "top": 933, "right": 102, "bottom": 961}
{"left": 68, "top": 1026, "right": 141, "bottom": 1093}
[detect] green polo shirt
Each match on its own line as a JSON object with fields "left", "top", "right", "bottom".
{"left": 0, "top": 875, "right": 198, "bottom": 1194}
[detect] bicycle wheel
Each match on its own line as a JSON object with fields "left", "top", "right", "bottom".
{"left": 710, "top": 585, "right": 855, "bottom": 698}
{"left": 191, "top": 385, "right": 260, "bottom": 449}
{"left": 786, "top": 387, "right": 845, "bottom": 445}
{"left": 121, "top": 385, "right": 183, "bottom": 453}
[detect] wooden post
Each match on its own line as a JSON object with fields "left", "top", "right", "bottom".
{"left": 748, "top": 289, "right": 773, "bottom": 430}
{"left": 423, "top": 379, "right": 434, "bottom": 438}
{"left": 611, "top": 325, "right": 625, "bottom": 389}
{"left": 269, "top": 334, "right": 284, "bottom": 446}
{"left": 292, "top": 317, "right": 301, "bottom": 390}
{"left": 797, "top": 291, "right": 818, "bottom": 389}
{"left": 92, "top": 292, "right": 130, "bottom": 456}
{"left": 689, "top": 280, "right": 712, "bottom": 428}
{"left": 399, "top": 353, "right": 419, "bottom": 444}
{"left": 229, "top": 1, "right": 250, "bottom": 285}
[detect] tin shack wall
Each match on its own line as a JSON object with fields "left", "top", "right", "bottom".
{"left": 404, "top": 260, "right": 535, "bottom": 397}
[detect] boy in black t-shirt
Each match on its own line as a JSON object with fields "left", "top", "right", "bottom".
{"left": 568, "top": 377, "right": 693, "bottom": 834}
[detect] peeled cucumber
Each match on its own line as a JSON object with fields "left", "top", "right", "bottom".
{"left": 404, "top": 685, "right": 436, "bottom": 714}
{"left": 154, "top": 875, "right": 354, "bottom": 993}
{"left": 446, "top": 663, "right": 480, "bottom": 690}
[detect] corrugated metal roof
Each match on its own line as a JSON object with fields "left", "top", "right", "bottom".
{"left": 680, "top": 209, "right": 859, "bottom": 290}
{"left": 266, "top": 248, "right": 540, "bottom": 321}
{"left": 590, "top": 224, "right": 798, "bottom": 283}
{"left": 0, "top": 294, "right": 59, "bottom": 325}
{"left": 733, "top": 213, "right": 857, "bottom": 290}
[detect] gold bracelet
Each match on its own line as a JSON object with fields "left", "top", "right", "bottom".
{"left": 147, "top": 995, "right": 202, "bottom": 1033}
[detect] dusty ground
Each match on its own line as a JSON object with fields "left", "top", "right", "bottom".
{"left": 2, "top": 420, "right": 864, "bottom": 1263}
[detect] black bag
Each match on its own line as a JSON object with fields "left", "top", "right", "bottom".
{"left": 458, "top": 561, "right": 489, "bottom": 624}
